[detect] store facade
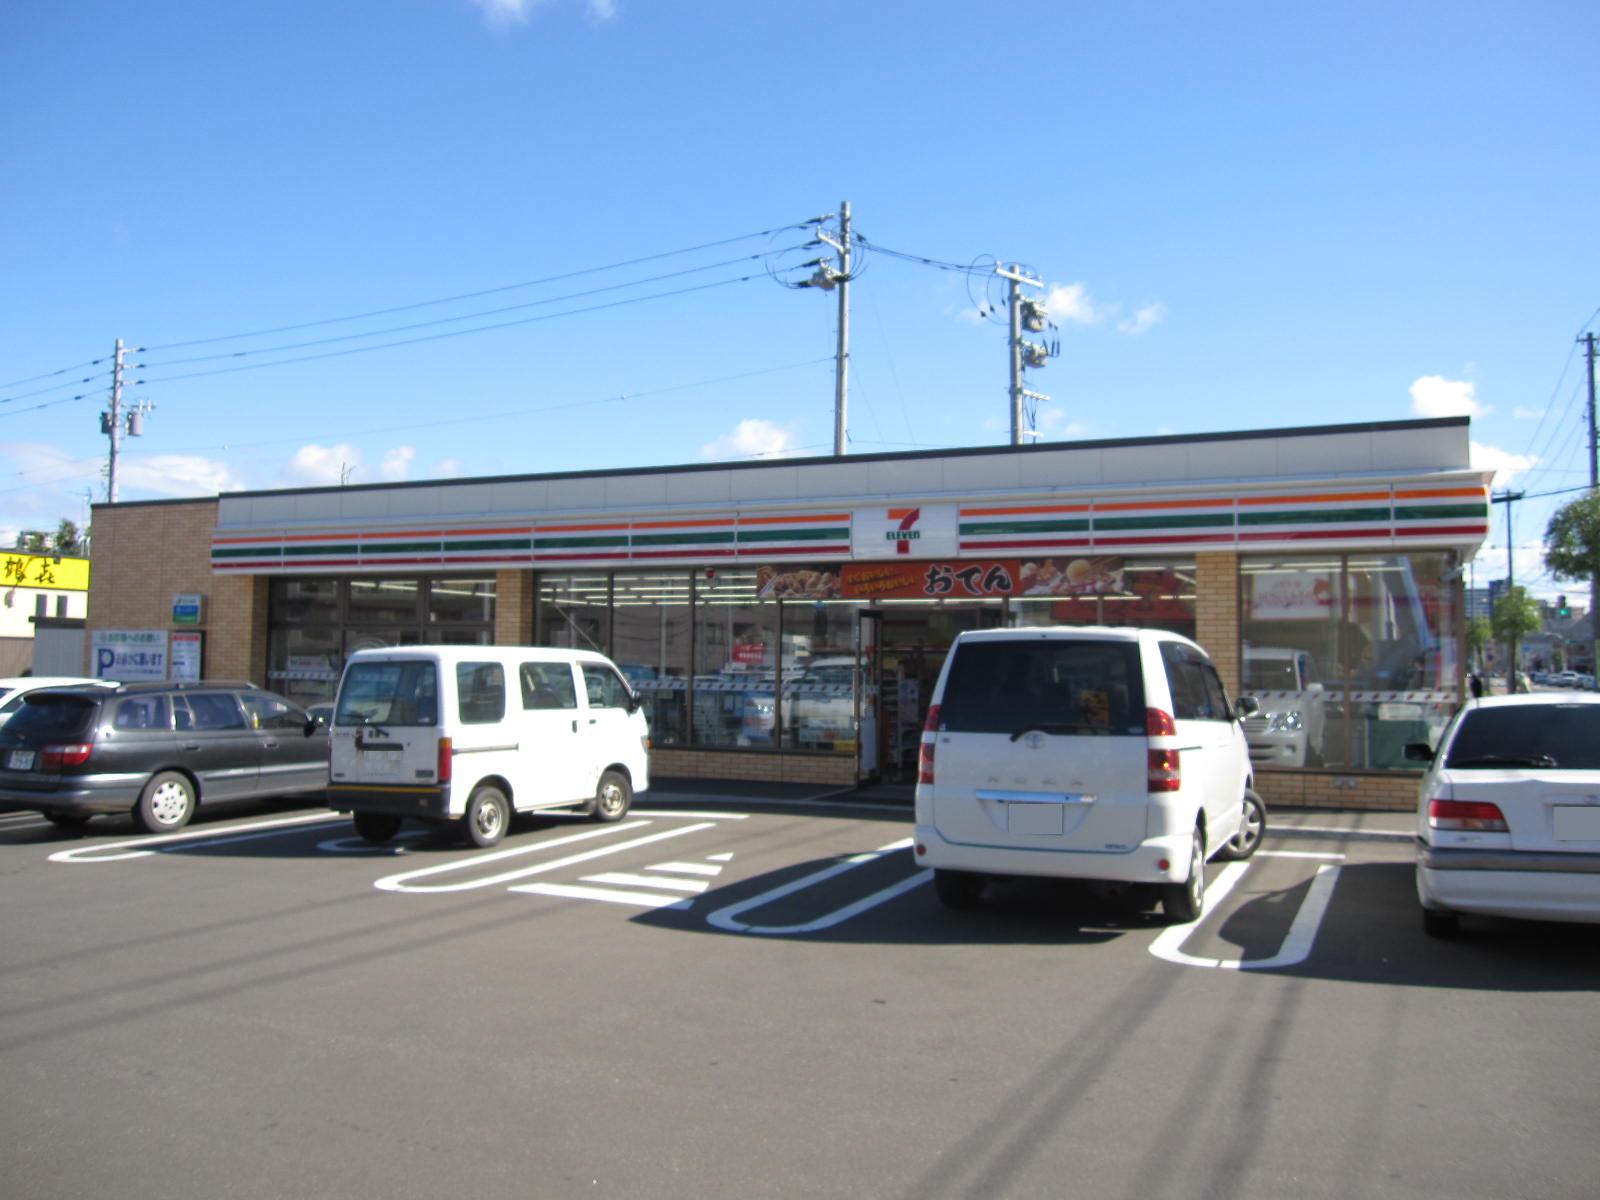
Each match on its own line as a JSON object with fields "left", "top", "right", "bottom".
{"left": 87, "top": 417, "right": 1490, "bottom": 810}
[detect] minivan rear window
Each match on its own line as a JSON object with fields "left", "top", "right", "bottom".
{"left": 1446, "top": 704, "right": 1600, "bottom": 770}
{"left": 4, "top": 695, "right": 97, "bottom": 741}
{"left": 938, "top": 640, "right": 1146, "bottom": 736}
{"left": 336, "top": 662, "right": 439, "bottom": 726}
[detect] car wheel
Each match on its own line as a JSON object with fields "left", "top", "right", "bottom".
{"left": 134, "top": 771, "right": 195, "bottom": 833}
{"left": 933, "top": 868, "right": 984, "bottom": 910}
{"left": 353, "top": 812, "right": 402, "bottom": 844}
{"left": 464, "top": 785, "right": 510, "bottom": 848}
{"left": 43, "top": 812, "right": 92, "bottom": 830}
{"left": 1216, "top": 789, "right": 1266, "bottom": 862}
{"left": 1161, "top": 826, "right": 1206, "bottom": 923}
{"left": 591, "top": 770, "right": 632, "bottom": 824}
{"left": 1422, "top": 908, "right": 1460, "bottom": 939}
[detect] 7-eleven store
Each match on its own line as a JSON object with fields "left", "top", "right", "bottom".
{"left": 87, "top": 416, "right": 1490, "bottom": 811}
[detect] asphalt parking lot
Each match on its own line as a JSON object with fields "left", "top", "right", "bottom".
{"left": 2, "top": 786, "right": 1597, "bottom": 1200}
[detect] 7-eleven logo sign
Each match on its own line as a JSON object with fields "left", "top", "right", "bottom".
{"left": 887, "top": 507, "right": 921, "bottom": 554}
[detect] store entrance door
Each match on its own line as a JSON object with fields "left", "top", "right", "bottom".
{"left": 874, "top": 601, "right": 1005, "bottom": 782}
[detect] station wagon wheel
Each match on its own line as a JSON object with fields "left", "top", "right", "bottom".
{"left": 43, "top": 812, "right": 92, "bottom": 830}
{"left": 592, "top": 770, "right": 632, "bottom": 823}
{"left": 464, "top": 785, "right": 509, "bottom": 848}
{"left": 353, "top": 812, "right": 402, "bottom": 844}
{"left": 1217, "top": 789, "right": 1266, "bottom": 862}
{"left": 134, "top": 771, "right": 195, "bottom": 833}
{"left": 1161, "top": 826, "right": 1205, "bottom": 923}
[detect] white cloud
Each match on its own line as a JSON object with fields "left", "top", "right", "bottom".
{"left": 283, "top": 443, "right": 363, "bottom": 487}
{"left": 469, "top": 0, "right": 542, "bottom": 25}
{"left": 587, "top": 0, "right": 617, "bottom": 18}
{"left": 1513, "top": 406, "right": 1544, "bottom": 420}
{"left": 700, "top": 419, "right": 799, "bottom": 461}
{"left": 380, "top": 446, "right": 416, "bottom": 482}
{"left": 1044, "top": 282, "right": 1105, "bottom": 326}
{"left": 1117, "top": 303, "right": 1166, "bottom": 336}
{"left": 1410, "top": 375, "right": 1485, "bottom": 419}
{"left": 118, "top": 454, "right": 243, "bottom": 497}
{"left": 434, "top": 457, "right": 463, "bottom": 479}
{"left": 1470, "top": 441, "right": 1536, "bottom": 489}
{"left": 1034, "top": 408, "right": 1086, "bottom": 438}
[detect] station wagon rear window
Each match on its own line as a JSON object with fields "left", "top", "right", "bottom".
{"left": 4, "top": 695, "right": 98, "bottom": 740}
{"left": 939, "top": 640, "right": 1146, "bottom": 736}
{"left": 336, "top": 662, "right": 439, "bottom": 726}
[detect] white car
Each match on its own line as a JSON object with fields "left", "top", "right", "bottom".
{"left": 1409, "top": 693, "right": 1600, "bottom": 937}
{"left": 913, "top": 627, "right": 1264, "bottom": 922}
{"left": 0, "top": 676, "right": 115, "bottom": 724}
{"left": 1240, "top": 647, "right": 1325, "bottom": 767}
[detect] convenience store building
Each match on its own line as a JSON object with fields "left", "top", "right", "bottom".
{"left": 87, "top": 415, "right": 1491, "bottom": 811}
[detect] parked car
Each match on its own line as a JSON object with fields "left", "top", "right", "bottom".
{"left": 328, "top": 645, "right": 650, "bottom": 848}
{"left": 1551, "top": 671, "right": 1578, "bottom": 688}
{"left": 913, "top": 627, "right": 1264, "bottom": 921}
{"left": 1240, "top": 647, "right": 1325, "bottom": 767}
{"left": 1407, "top": 693, "right": 1600, "bottom": 936}
{"left": 0, "top": 681, "right": 327, "bottom": 832}
{"left": 0, "top": 676, "right": 115, "bottom": 725}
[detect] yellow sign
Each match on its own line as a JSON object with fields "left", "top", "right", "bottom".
{"left": 1, "top": 554, "right": 90, "bottom": 592}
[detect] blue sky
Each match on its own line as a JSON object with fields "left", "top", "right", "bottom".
{"left": 2, "top": 1, "right": 1596, "bottom": 596}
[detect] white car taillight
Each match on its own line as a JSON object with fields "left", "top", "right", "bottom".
{"left": 1428, "top": 798, "right": 1508, "bottom": 832}
{"left": 918, "top": 703, "right": 941, "bottom": 785}
{"left": 1146, "top": 707, "right": 1180, "bottom": 793}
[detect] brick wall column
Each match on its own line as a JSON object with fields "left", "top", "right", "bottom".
{"left": 495, "top": 569, "right": 534, "bottom": 645}
{"left": 1195, "top": 550, "right": 1241, "bottom": 696}
{"left": 207, "top": 575, "right": 269, "bottom": 682}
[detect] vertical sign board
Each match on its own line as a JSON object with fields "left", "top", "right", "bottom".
{"left": 169, "top": 631, "right": 203, "bottom": 682}
{"left": 92, "top": 630, "right": 168, "bottom": 681}
{"left": 172, "top": 593, "right": 204, "bottom": 625}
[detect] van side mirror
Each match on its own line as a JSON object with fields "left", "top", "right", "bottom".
{"left": 1234, "top": 695, "right": 1260, "bottom": 720}
{"left": 626, "top": 693, "right": 644, "bottom": 715}
{"left": 304, "top": 718, "right": 320, "bottom": 737}
{"left": 1403, "top": 741, "right": 1435, "bottom": 764}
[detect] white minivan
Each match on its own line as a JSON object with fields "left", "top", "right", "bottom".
{"left": 912, "top": 627, "right": 1264, "bottom": 921}
{"left": 328, "top": 646, "right": 650, "bottom": 848}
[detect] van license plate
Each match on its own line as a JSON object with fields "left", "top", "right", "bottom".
{"left": 1553, "top": 806, "right": 1600, "bottom": 841}
{"left": 7, "top": 750, "right": 35, "bottom": 770}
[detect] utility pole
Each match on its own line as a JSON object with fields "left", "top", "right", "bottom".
{"left": 100, "top": 338, "right": 151, "bottom": 503}
{"left": 806, "top": 201, "right": 852, "bottom": 456}
{"left": 1493, "top": 489, "right": 1525, "bottom": 687}
{"left": 1582, "top": 331, "right": 1598, "bottom": 684}
{"left": 996, "top": 263, "right": 1048, "bottom": 445}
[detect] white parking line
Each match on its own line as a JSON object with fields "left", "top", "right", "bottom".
{"left": 1148, "top": 850, "right": 1345, "bottom": 971}
{"left": 48, "top": 812, "right": 345, "bottom": 864}
{"left": 374, "top": 821, "right": 715, "bottom": 894}
{"left": 314, "top": 830, "right": 432, "bottom": 854}
{"left": 1277, "top": 823, "right": 1411, "bottom": 842}
{"left": 632, "top": 809, "right": 750, "bottom": 820}
{"left": 649, "top": 862, "right": 723, "bottom": 876}
{"left": 581, "top": 871, "right": 709, "bottom": 894}
{"left": 510, "top": 882, "right": 691, "bottom": 909}
{"left": 706, "top": 837, "right": 929, "bottom": 935}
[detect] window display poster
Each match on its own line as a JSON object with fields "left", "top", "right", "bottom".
{"left": 92, "top": 630, "right": 168, "bottom": 681}
{"left": 170, "top": 631, "right": 203, "bottom": 682}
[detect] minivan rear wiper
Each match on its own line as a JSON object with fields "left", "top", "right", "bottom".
{"left": 1009, "top": 722, "right": 1104, "bottom": 741}
{"left": 1448, "top": 753, "right": 1559, "bottom": 768}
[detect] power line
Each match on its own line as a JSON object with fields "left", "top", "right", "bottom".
{"left": 0, "top": 368, "right": 113, "bottom": 408}
{"left": 0, "top": 355, "right": 109, "bottom": 392}
{"left": 138, "top": 250, "right": 798, "bottom": 371}
{"left": 852, "top": 235, "right": 990, "bottom": 275}
{"left": 133, "top": 274, "right": 767, "bottom": 387}
{"left": 138, "top": 221, "right": 814, "bottom": 352}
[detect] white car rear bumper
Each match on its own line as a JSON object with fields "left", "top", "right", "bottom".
{"left": 914, "top": 824, "right": 1196, "bottom": 884}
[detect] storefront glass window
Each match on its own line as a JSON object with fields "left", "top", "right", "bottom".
{"left": 1009, "top": 556, "right": 1196, "bottom": 638}
{"left": 428, "top": 577, "right": 496, "bottom": 625}
{"left": 692, "top": 569, "right": 777, "bottom": 748}
{"left": 537, "top": 574, "right": 610, "bottom": 654}
{"left": 609, "top": 572, "right": 691, "bottom": 745}
{"left": 349, "top": 579, "right": 422, "bottom": 625}
{"left": 780, "top": 600, "right": 860, "bottom": 753}
{"left": 1241, "top": 552, "right": 1460, "bottom": 771}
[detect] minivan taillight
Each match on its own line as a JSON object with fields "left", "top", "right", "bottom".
{"left": 1146, "top": 707, "right": 1179, "bottom": 793}
{"left": 918, "top": 704, "right": 941, "bottom": 785}
{"left": 1428, "top": 798, "right": 1508, "bottom": 832}
{"left": 437, "top": 736, "right": 454, "bottom": 785}
{"left": 42, "top": 743, "right": 94, "bottom": 768}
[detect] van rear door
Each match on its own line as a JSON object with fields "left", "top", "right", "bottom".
{"left": 331, "top": 658, "right": 441, "bottom": 789}
{"left": 929, "top": 636, "right": 1151, "bottom": 853}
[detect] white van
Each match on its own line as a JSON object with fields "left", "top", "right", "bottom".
{"left": 328, "top": 646, "right": 650, "bottom": 848}
{"left": 912, "top": 627, "right": 1263, "bottom": 921}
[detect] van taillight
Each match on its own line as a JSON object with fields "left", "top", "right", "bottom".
{"left": 1428, "top": 798, "right": 1507, "bottom": 832}
{"left": 437, "top": 736, "right": 453, "bottom": 784}
{"left": 918, "top": 704, "right": 941, "bottom": 785}
{"left": 1146, "top": 707, "right": 1180, "bottom": 792}
{"left": 42, "top": 743, "right": 93, "bottom": 768}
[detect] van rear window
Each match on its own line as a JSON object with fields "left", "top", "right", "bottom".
{"left": 336, "top": 662, "right": 439, "bottom": 726}
{"left": 938, "top": 640, "right": 1146, "bottom": 736}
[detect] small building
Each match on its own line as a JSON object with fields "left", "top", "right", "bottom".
{"left": 0, "top": 551, "right": 90, "bottom": 676}
{"left": 86, "top": 415, "right": 1490, "bottom": 811}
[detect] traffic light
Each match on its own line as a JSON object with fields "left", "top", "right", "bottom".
{"left": 1559, "top": 595, "right": 1570, "bottom": 618}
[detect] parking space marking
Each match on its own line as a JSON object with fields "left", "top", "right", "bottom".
{"left": 582, "top": 871, "right": 709, "bottom": 894}
{"left": 650, "top": 861, "right": 723, "bottom": 876}
{"left": 511, "top": 850, "right": 730, "bottom": 909}
{"left": 510, "top": 882, "right": 691, "bottom": 909}
{"left": 47, "top": 812, "right": 345, "bottom": 864}
{"left": 374, "top": 821, "right": 715, "bottom": 894}
{"left": 706, "top": 837, "right": 930, "bottom": 935}
{"left": 1148, "top": 850, "right": 1346, "bottom": 971}
{"left": 315, "top": 829, "right": 432, "bottom": 854}
{"left": 632, "top": 809, "right": 750, "bottom": 821}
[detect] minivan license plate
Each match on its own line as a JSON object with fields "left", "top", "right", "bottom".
{"left": 1553, "top": 806, "right": 1600, "bottom": 841}
{"left": 7, "top": 750, "right": 35, "bottom": 770}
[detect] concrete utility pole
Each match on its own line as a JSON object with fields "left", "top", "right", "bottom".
{"left": 1494, "top": 489, "right": 1526, "bottom": 683}
{"left": 827, "top": 201, "right": 851, "bottom": 457}
{"left": 1583, "top": 331, "right": 1598, "bottom": 680}
{"left": 104, "top": 339, "right": 126, "bottom": 503}
{"left": 997, "top": 263, "right": 1046, "bottom": 446}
